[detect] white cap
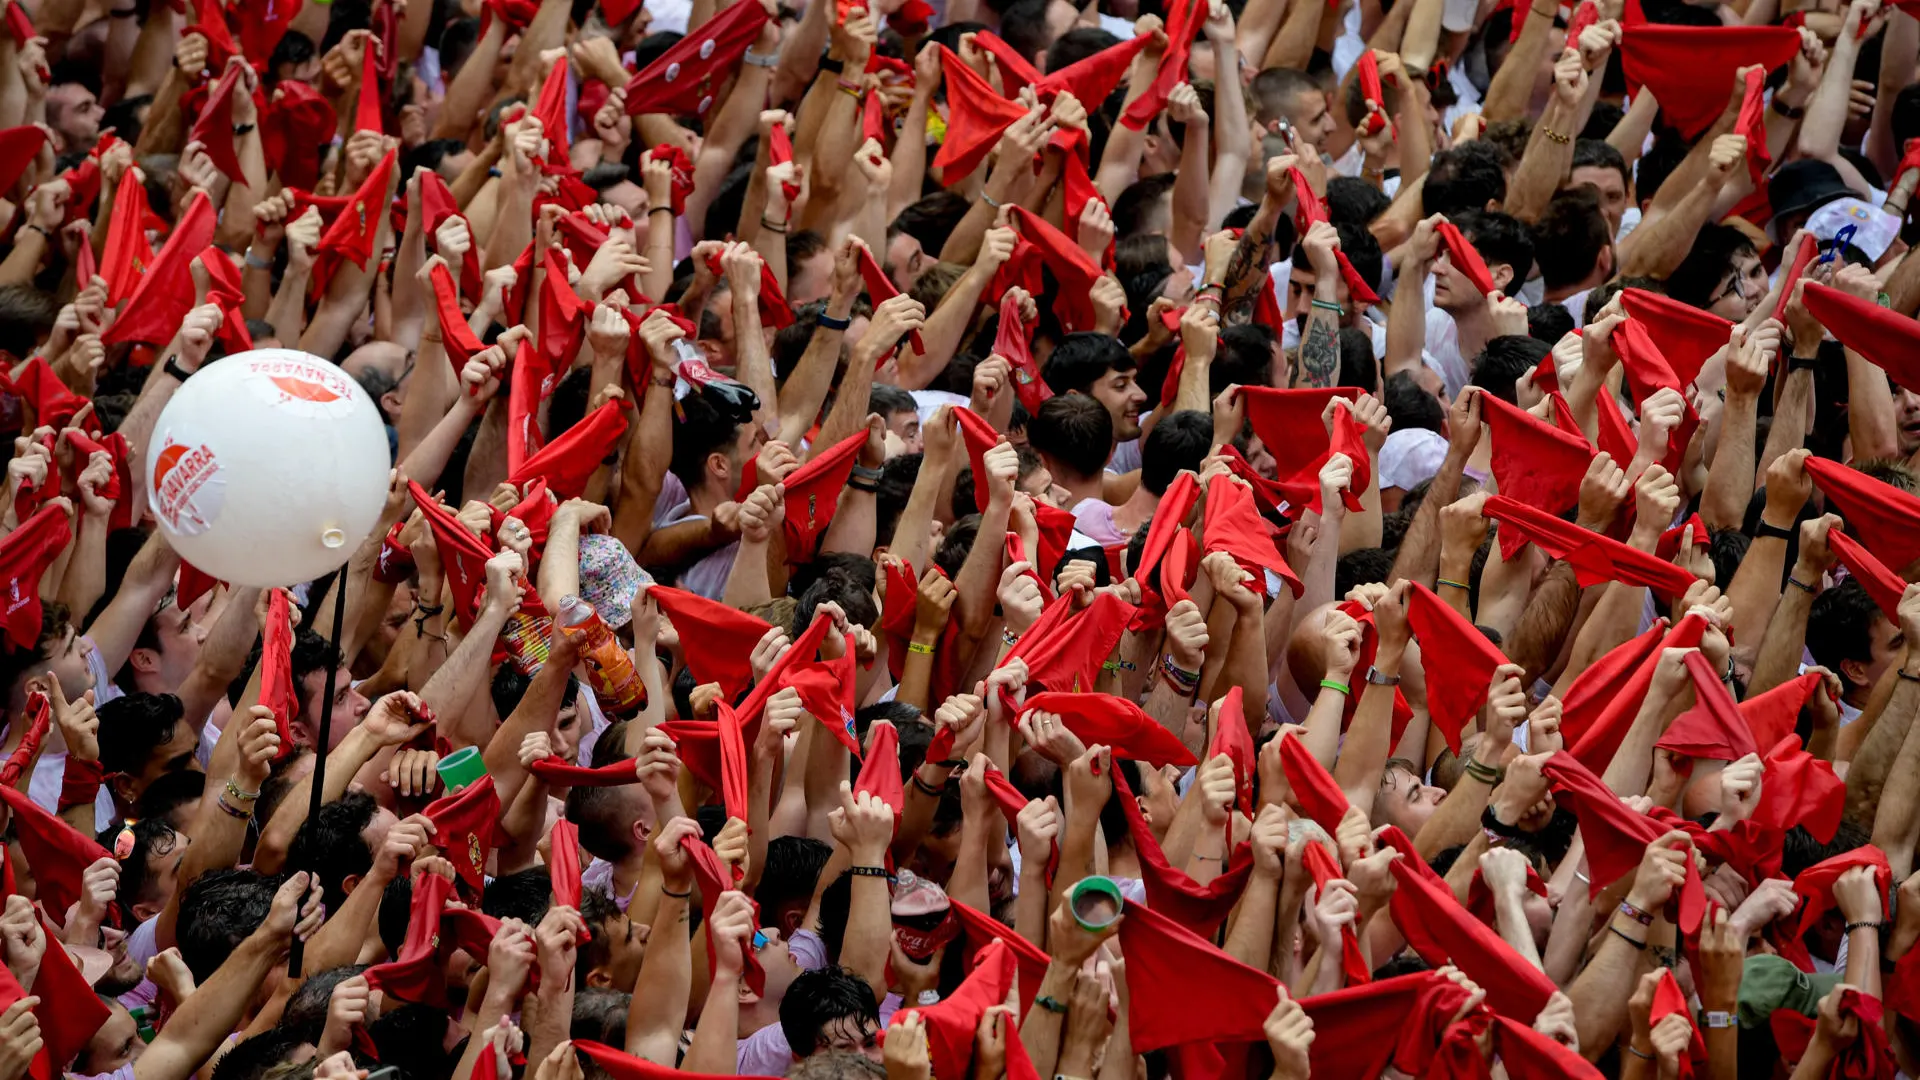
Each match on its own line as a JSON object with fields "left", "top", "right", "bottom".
{"left": 1806, "top": 198, "right": 1901, "bottom": 264}
{"left": 1379, "top": 428, "right": 1450, "bottom": 491}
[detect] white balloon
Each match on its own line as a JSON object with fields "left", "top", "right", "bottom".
{"left": 146, "top": 349, "right": 390, "bottom": 588}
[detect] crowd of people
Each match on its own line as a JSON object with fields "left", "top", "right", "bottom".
{"left": 0, "top": 0, "right": 1919, "bottom": 1071}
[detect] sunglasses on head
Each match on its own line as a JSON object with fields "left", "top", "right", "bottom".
{"left": 703, "top": 379, "right": 762, "bottom": 420}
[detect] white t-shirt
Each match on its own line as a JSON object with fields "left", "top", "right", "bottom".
{"left": 651, "top": 472, "right": 739, "bottom": 600}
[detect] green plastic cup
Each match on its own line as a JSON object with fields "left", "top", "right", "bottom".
{"left": 437, "top": 745, "right": 487, "bottom": 793}
{"left": 1068, "top": 876, "right": 1124, "bottom": 932}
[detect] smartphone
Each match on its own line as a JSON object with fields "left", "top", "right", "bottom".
{"left": 366, "top": 1067, "right": 401, "bottom": 1080}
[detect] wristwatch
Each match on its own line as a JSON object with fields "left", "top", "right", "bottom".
{"left": 163, "top": 356, "right": 195, "bottom": 382}
{"left": 1754, "top": 519, "right": 1795, "bottom": 542}
{"left": 1702, "top": 1011, "right": 1736, "bottom": 1030}
{"left": 1364, "top": 665, "right": 1401, "bottom": 686}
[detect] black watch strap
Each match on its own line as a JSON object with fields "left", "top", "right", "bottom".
{"left": 818, "top": 53, "right": 844, "bottom": 74}
{"left": 163, "top": 356, "right": 194, "bottom": 382}
{"left": 1786, "top": 353, "right": 1822, "bottom": 373}
{"left": 1754, "top": 519, "right": 1795, "bottom": 542}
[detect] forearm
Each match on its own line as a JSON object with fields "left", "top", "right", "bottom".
{"left": 420, "top": 603, "right": 512, "bottom": 745}
{"left": 1505, "top": 562, "right": 1579, "bottom": 687}
{"left": 1759, "top": 369, "right": 1814, "bottom": 481}
{"left": 1702, "top": 391, "right": 1759, "bottom": 529}
{"left": 1386, "top": 448, "right": 1461, "bottom": 588}
{"left": 1503, "top": 97, "right": 1576, "bottom": 223}
{"left": 1565, "top": 933, "right": 1647, "bottom": 1059}
{"left": 1296, "top": 283, "right": 1341, "bottom": 388}
{"left": 58, "top": 514, "right": 107, "bottom": 617}
{"left": 776, "top": 310, "right": 851, "bottom": 445}
{"left": 898, "top": 264, "right": 994, "bottom": 390}
{"left": 1620, "top": 176, "right": 1722, "bottom": 280}
{"left": 1748, "top": 579, "right": 1815, "bottom": 697}
{"left": 1798, "top": 36, "right": 1862, "bottom": 163}
{"left": 1724, "top": 535, "right": 1787, "bottom": 659}
{"left": 1223, "top": 871, "right": 1280, "bottom": 969}
{"left": 135, "top": 935, "right": 280, "bottom": 1080}
{"left": 624, "top": 894, "right": 691, "bottom": 1064}
{"left": 1332, "top": 649, "right": 1403, "bottom": 805}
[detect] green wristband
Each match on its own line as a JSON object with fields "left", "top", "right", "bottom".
{"left": 1319, "top": 679, "right": 1350, "bottom": 696}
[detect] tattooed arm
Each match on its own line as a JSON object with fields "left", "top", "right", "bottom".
{"left": 1295, "top": 220, "right": 1345, "bottom": 388}
{"left": 1221, "top": 156, "right": 1300, "bottom": 314}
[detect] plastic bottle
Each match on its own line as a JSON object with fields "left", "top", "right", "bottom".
{"left": 558, "top": 594, "right": 645, "bottom": 716}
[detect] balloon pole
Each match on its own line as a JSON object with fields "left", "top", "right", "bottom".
{"left": 288, "top": 567, "right": 349, "bottom": 977}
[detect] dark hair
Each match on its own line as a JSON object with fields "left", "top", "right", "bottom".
{"left": 792, "top": 565, "right": 880, "bottom": 635}
{"left": 0, "top": 285, "right": 59, "bottom": 359}
{"left": 779, "top": 966, "right": 880, "bottom": 1057}
{"left": 1531, "top": 188, "right": 1609, "bottom": 290}
{"left": 790, "top": 1053, "right": 887, "bottom": 1080}
{"left": 1570, "top": 138, "right": 1629, "bottom": 190}
{"left": 285, "top": 791, "right": 380, "bottom": 915}
{"left": 282, "top": 965, "right": 370, "bottom": 1043}
{"left": 1338, "top": 326, "right": 1377, "bottom": 391}
{"left": 1046, "top": 26, "right": 1120, "bottom": 71}
{"left": 101, "top": 817, "right": 180, "bottom": 912}
{"left": 1326, "top": 176, "right": 1391, "bottom": 227}
{"left": 572, "top": 988, "right": 632, "bottom": 1047}
{"left": 95, "top": 692, "right": 186, "bottom": 777}
{"left": 755, "top": 836, "right": 832, "bottom": 925}
{"left": 1383, "top": 371, "right": 1445, "bottom": 434}
{"left": 890, "top": 191, "right": 973, "bottom": 256}
{"left": 210, "top": 1032, "right": 308, "bottom": 1080}
{"left": 567, "top": 779, "right": 641, "bottom": 862}
{"left": 1250, "top": 67, "right": 1319, "bottom": 124}
{"left": 136, "top": 769, "right": 207, "bottom": 824}
{"left": 1336, "top": 547, "right": 1395, "bottom": 598}
{"left": 1808, "top": 579, "right": 1884, "bottom": 693}
{"left": 1422, "top": 142, "right": 1510, "bottom": 218}
{"left": 1634, "top": 129, "right": 1690, "bottom": 207}
{"left": 1140, "top": 411, "right": 1212, "bottom": 495}
{"left": 1664, "top": 224, "right": 1757, "bottom": 309}
{"left": 1527, "top": 303, "right": 1575, "bottom": 343}
{"left": 670, "top": 384, "right": 751, "bottom": 487}
{"left": 1452, "top": 209, "right": 1535, "bottom": 292}
{"left": 1112, "top": 175, "right": 1177, "bottom": 239}
{"left": 996, "top": 0, "right": 1052, "bottom": 61}
{"left": 483, "top": 867, "right": 555, "bottom": 924}
{"left": 1027, "top": 393, "right": 1113, "bottom": 479}
{"left": 177, "top": 869, "right": 278, "bottom": 982}
{"left": 1470, "top": 336, "right": 1551, "bottom": 405}
{"left": 1215, "top": 324, "right": 1277, "bottom": 391}
{"left": 869, "top": 383, "right": 916, "bottom": 420}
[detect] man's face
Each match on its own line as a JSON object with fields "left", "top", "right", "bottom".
{"left": 1090, "top": 368, "right": 1146, "bottom": 442}
{"left": 46, "top": 83, "right": 103, "bottom": 151}
{"left": 1018, "top": 464, "right": 1062, "bottom": 506}
{"left": 1284, "top": 89, "right": 1337, "bottom": 149}
{"left": 135, "top": 829, "right": 190, "bottom": 920}
{"left": 1376, "top": 766, "right": 1446, "bottom": 835}
{"left": 1431, "top": 252, "right": 1477, "bottom": 313}
{"left": 752, "top": 926, "right": 803, "bottom": 1005}
{"left": 1851, "top": 615, "right": 1906, "bottom": 700}
{"left": 129, "top": 720, "right": 202, "bottom": 801}
{"left": 599, "top": 180, "right": 648, "bottom": 222}
{"left": 885, "top": 232, "right": 926, "bottom": 294}
{"left": 1705, "top": 251, "right": 1767, "bottom": 322}
{"left": 718, "top": 419, "right": 769, "bottom": 495}
{"left": 552, "top": 703, "right": 583, "bottom": 763}
{"left": 592, "top": 911, "right": 650, "bottom": 991}
{"left": 789, "top": 250, "right": 835, "bottom": 306}
{"left": 1896, "top": 386, "right": 1920, "bottom": 456}
{"left": 885, "top": 409, "right": 922, "bottom": 455}
{"left": 80, "top": 1003, "right": 142, "bottom": 1077}
{"left": 37, "top": 626, "right": 95, "bottom": 705}
{"left": 1569, "top": 168, "right": 1629, "bottom": 236}
{"left": 813, "top": 1015, "right": 881, "bottom": 1062}
{"left": 1287, "top": 265, "right": 1350, "bottom": 326}
{"left": 297, "top": 667, "right": 370, "bottom": 748}
{"left": 132, "top": 589, "right": 214, "bottom": 693}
